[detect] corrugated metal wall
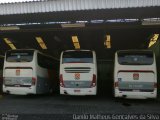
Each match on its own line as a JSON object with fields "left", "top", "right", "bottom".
{"left": 0, "top": 0, "right": 160, "bottom": 15}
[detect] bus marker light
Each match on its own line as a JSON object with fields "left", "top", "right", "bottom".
{"left": 91, "top": 74, "right": 96, "bottom": 87}
{"left": 74, "top": 90, "right": 80, "bottom": 92}
{"left": 115, "top": 82, "right": 118, "bottom": 87}
{"left": 60, "top": 74, "right": 65, "bottom": 87}
{"left": 32, "top": 77, "right": 36, "bottom": 85}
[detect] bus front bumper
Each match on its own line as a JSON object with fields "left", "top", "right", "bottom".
{"left": 60, "top": 87, "right": 97, "bottom": 96}
{"left": 114, "top": 89, "right": 157, "bottom": 99}
{"left": 3, "top": 85, "right": 36, "bottom": 95}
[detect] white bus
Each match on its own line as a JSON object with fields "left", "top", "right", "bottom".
{"left": 114, "top": 50, "right": 157, "bottom": 99}
{"left": 60, "top": 50, "right": 97, "bottom": 95}
{"left": 3, "top": 49, "right": 59, "bottom": 95}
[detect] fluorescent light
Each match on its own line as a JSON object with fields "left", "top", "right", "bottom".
{"left": 148, "top": 34, "right": 159, "bottom": 48}
{"left": 76, "top": 21, "right": 88, "bottom": 23}
{"left": 0, "top": 26, "right": 20, "bottom": 31}
{"left": 142, "top": 18, "right": 160, "bottom": 25}
{"left": 91, "top": 20, "right": 104, "bottom": 23}
{"left": 142, "top": 21, "right": 160, "bottom": 25}
{"left": 104, "top": 35, "right": 111, "bottom": 48}
{"left": 72, "top": 36, "right": 80, "bottom": 49}
{"left": 9, "top": 44, "right": 16, "bottom": 50}
{"left": 74, "top": 43, "right": 80, "bottom": 49}
{"left": 72, "top": 36, "right": 79, "bottom": 43}
{"left": 61, "top": 23, "right": 85, "bottom": 28}
{"left": 35, "top": 37, "right": 47, "bottom": 49}
{"left": 106, "top": 19, "right": 139, "bottom": 23}
{"left": 4, "top": 38, "right": 16, "bottom": 50}
{"left": 4, "top": 38, "right": 12, "bottom": 44}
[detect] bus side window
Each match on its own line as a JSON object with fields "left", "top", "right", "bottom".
{"left": 44, "top": 57, "right": 54, "bottom": 69}
{"left": 38, "top": 53, "right": 46, "bottom": 68}
{"left": 38, "top": 53, "right": 54, "bottom": 69}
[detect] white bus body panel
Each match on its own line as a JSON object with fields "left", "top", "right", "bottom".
{"left": 3, "top": 62, "right": 36, "bottom": 95}
{"left": 60, "top": 63, "right": 97, "bottom": 95}
{"left": 36, "top": 65, "right": 51, "bottom": 94}
{"left": 114, "top": 52, "right": 157, "bottom": 99}
{"left": 3, "top": 50, "right": 52, "bottom": 95}
{"left": 4, "top": 68, "right": 33, "bottom": 86}
{"left": 60, "top": 50, "right": 97, "bottom": 96}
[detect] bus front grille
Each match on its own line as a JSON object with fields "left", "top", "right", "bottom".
{"left": 64, "top": 67, "right": 91, "bottom": 73}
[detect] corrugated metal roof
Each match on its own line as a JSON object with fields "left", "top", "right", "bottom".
{"left": 0, "top": 0, "right": 43, "bottom": 4}
{"left": 0, "top": 0, "right": 160, "bottom": 15}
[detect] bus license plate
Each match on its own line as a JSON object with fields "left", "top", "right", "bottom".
{"left": 132, "top": 90, "right": 140, "bottom": 92}
{"left": 15, "top": 85, "right": 20, "bottom": 87}
{"left": 74, "top": 90, "right": 80, "bottom": 92}
{"left": 129, "top": 84, "right": 143, "bottom": 89}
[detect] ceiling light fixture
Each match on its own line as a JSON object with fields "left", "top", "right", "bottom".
{"left": 35, "top": 37, "right": 47, "bottom": 49}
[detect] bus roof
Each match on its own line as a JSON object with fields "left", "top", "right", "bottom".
{"left": 6, "top": 49, "right": 37, "bottom": 52}
{"left": 116, "top": 49, "right": 153, "bottom": 53}
{"left": 6, "top": 49, "right": 59, "bottom": 61}
{"left": 63, "top": 49, "right": 93, "bottom": 52}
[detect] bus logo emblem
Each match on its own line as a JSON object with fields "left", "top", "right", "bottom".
{"left": 133, "top": 73, "right": 139, "bottom": 80}
{"left": 75, "top": 73, "right": 80, "bottom": 80}
{"left": 16, "top": 69, "right": 20, "bottom": 76}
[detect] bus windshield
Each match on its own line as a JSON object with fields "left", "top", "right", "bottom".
{"left": 62, "top": 51, "right": 93, "bottom": 63}
{"left": 117, "top": 51, "right": 153, "bottom": 65}
{"left": 6, "top": 50, "right": 34, "bottom": 62}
